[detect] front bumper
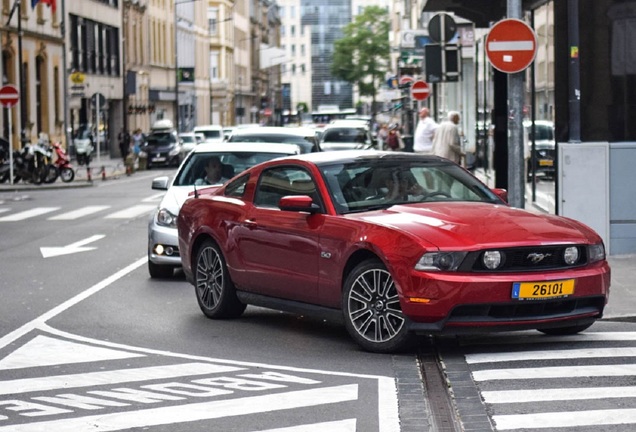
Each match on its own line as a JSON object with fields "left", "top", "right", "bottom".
{"left": 148, "top": 220, "right": 182, "bottom": 266}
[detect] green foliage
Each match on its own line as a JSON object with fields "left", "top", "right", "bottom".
{"left": 331, "top": 6, "right": 390, "bottom": 105}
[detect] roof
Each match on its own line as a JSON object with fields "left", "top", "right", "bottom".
{"left": 191, "top": 142, "right": 301, "bottom": 154}
{"left": 277, "top": 150, "right": 448, "bottom": 166}
{"left": 230, "top": 126, "right": 316, "bottom": 137}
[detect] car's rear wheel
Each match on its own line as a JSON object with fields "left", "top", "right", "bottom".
{"left": 538, "top": 323, "right": 593, "bottom": 336}
{"left": 148, "top": 261, "right": 175, "bottom": 279}
{"left": 342, "top": 259, "right": 412, "bottom": 353}
{"left": 194, "top": 239, "right": 246, "bottom": 319}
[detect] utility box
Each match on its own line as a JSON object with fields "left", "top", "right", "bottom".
{"left": 608, "top": 142, "right": 636, "bottom": 254}
{"left": 558, "top": 142, "right": 610, "bottom": 252}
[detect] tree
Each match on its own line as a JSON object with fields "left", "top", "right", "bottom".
{"left": 331, "top": 6, "right": 390, "bottom": 115}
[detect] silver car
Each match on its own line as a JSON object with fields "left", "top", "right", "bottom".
{"left": 147, "top": 142, "right": 301, "bottom": 278}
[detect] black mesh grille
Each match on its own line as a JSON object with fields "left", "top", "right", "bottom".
{"left": 463, "top": 245, "right": 588, "bottom": 273}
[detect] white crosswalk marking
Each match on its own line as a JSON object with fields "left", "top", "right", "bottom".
{"left": 104, "top": 205, "right": 156, "bottom": 219}
{"left": 0, "top": 208, "right": 9, "bottom": 214}
{"left": 457, "top": 330, "right": 636, "bottom": 431}
{"left": 0, "top": 207, "right": 60, "bottom": 221}
{"left": 48, "top": 206, "right": 111, "bottom": 220}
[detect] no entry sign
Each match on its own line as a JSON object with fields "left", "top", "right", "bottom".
{"left": 486, "top": 18, "right": 537, "bottom": 73}
{"left": 410, "top": 80, "right": 431, "bottom": 101}
{"left": 0, "top": 84, "right": 19, "bottom": 108}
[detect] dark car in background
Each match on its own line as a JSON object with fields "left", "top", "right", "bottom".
{"left": 142, "top": 120, "right": 183, "bottom": 168}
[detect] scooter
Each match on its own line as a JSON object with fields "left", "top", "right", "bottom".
{"left": 51, "top": 142, "right": 75, "bottom": 182}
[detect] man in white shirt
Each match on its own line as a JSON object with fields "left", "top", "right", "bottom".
{"left": 413, "top": 107, "right": 438, "bottom": 154}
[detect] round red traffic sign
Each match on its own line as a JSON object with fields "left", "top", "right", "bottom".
{"left": 263, "top": 108, "right": 272, "bottom": 116}
{"left": 485, "top": 18, "right": 537, "bottom": 73}
{"left": 0, "top": 84, "right": 19, "bottom": 108}
{"left": 410, "top": 80, "right": 431, "bottom": 101}
{"left": 399, "top": 75, "right": 414, "bottom": 85}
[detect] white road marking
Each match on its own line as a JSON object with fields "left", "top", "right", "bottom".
{"left": 488, "top": 41, "right": 534, "bottom": 52}
{"left": 458, "top": 331, "right": 636, "bottom": 346}
{"left": 48, "top": 205, "right": 111, "bottom": 220}
{"left": 40, "top": 234, "right": 106, "bottom": 258}
{"left": 466, "top": 346, "right": 636, "bottom": 364}
{"left": 0, "top": 362, "right": 243, "bottom": 396}
{"left": 256, "top": 419, "right": 356, "bottom": 431}
{"left": 0, "top": 385, "right": 359, "bottom": 432}
{"left": 482, "top": 386, "right": 636, "bottom": 404}
{"left": 0, "top": 208, "right": 9, "bottom": 214}
{"left": 142, "top": 192, "right": 165, "bottom": 202}
{"left": 0, "top": 335, "right": 144, "bottom": 370}
{"left": 473, "top": 364, "right": 636, "bottom": 381}
{"left": 0, "top": 207, "right": 59, "bottom": 221}
{"left": 493, "top": 408, "right": 636, "bottom": 430}
{"left": 104, "top": 204, "right": 156, "bottom": 219}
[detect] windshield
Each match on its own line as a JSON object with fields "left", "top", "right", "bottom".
{"left": 321, "top": 128, "right": 369, "bottom": 144}
{"left": 145, "top": 132, "right": 176, "bottom": 146}
{"left": 173, "top": 151, "right": 292, "bottom": 186}
{"left": 198, "top": 130, "right": 222, "bottom": 139}
{"left": 319, "top": 159, "right": 501, "bottom": 214}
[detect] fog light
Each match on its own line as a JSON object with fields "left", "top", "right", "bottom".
{"left": 483, "top": 251, "right": 502, "bottom": 269}
{"left": 564, "top": 246, "right": 579, "bottom": 265}
{"left": 154, "top": 244, "right": 165, "bottom": 255}
{"left": 165, "top": 246, "right": 175, "bottom": 256}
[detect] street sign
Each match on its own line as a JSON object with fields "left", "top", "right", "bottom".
{"left": 410, "top": 80, "right": 431, "bottom": 101}
{"left": 0, "top": 84, "right": 19, "bottom": 108}
{"left": 428, "top": 13, "right": 457, "bottom": 44}
{"left": 486, "top": 18, "right": 537, "bottom": 74}
{"left": 399, "top": 75, "right": 414, "bottom": 85}
{"left": 91, "top": 92, "right": 107, "bottom": 109}
{"left": 263, "top": 108, "right": 272, "bottom": 116}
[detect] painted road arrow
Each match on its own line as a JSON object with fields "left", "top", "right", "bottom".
{"left": 40, "top": 235, "right": 105, "bottom": 258}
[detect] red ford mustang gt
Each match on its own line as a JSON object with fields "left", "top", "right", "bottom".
{"left": 177, "top": 151, "right": 610, "bottom": 353}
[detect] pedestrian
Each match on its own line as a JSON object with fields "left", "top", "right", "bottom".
{"left": 432, "top": 111, "right": 464, "bottom": 164}
{"left": 385, "top": 123, "right": 403, "bottom": 151}
{"left": 413, "top": 107, "right": 437, "bottom": 154}
{"left": 118, "top": 129, "right": 130, "bottom": 162}
{"left": 377, "top": 123, "right": 389, "bottom": 150}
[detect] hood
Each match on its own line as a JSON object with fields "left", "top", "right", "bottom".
{"left": 158, "top": 186, "right": 195, "bottom": 216}
{"left": 348, "top": 202, "right": 598, "bottom": 250}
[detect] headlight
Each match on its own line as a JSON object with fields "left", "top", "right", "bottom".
{"left": 156, "top": 208, "right": 178, "bottom": 228}
{"left": 563, "top": 246, "right": 580, "bottom": 265}
{"left": 482, "top": 250, "right": 503, "bottom": 269}
{"left": 415, "top": 252, "right": 467, "bottom": 271}
{"left": 169, "top": 147, "right": 180, "bottom": 156}
{"left": 588, "top": 243, "right": 605, "bottom": 263}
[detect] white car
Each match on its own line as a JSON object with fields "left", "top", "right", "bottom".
{"left": 193, "top": 124, "right": 224, "bottom": 143}
{"left": 319, "top": 123, "right": 376, "bottom": 151}
{"left": 147, "top": 142, "right": 301, "bottom": 278}
{"left": 178, "top": 132, "right": 203, "bottom": 156}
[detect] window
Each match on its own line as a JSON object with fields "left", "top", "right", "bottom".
{"left": 207, "top": 8, "right": 218, "bottom": 35}
{"left": 225, "top": 174, "right": 249, "bottom": 197}
{"left": 254, "top": 167, "right": 320, "bottom": 209}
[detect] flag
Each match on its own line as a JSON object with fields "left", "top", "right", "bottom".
{"left": 31, "top": 0, "right": 56, "bottom": 13}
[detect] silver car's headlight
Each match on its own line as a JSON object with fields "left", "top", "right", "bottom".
{"left": 588, "top": 243, "right": 606, "bottom": 263}
{"left": 415, "top": 252, "right": 467, "bottom": 271}
{"left": 156, "top": 208, "right": 178, "bottom": 228}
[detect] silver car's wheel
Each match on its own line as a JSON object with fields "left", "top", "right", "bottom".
{"left": 195, "top": 240, "right": 246, "bottom": 319}
{"left": 342, "top": 259, "right": 412, "bottom": 353}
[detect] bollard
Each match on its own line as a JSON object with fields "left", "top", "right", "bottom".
{"left": 86, "top": 166, "right": 92, "bottom": 182}
{"left": 101, "top": 166, "right": 106, "bottom": 181}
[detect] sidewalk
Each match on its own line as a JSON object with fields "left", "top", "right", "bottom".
{"left": 0, "top": 155, "right": 129, "bottom": 191}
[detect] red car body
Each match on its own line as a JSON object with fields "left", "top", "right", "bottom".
{"left": 177, "top": 152, "right": 610, "bottom": 352}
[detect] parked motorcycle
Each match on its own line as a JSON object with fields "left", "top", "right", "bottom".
{"left": 51, "top": 142, "right": 75, "bottom": 182}
{"left": 10, "top": 142, "right": 58, "bottom": 185}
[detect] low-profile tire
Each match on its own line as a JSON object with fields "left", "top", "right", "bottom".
{"left": 538, "top": 323, "right": 594, "bottom": 336}
{"left": 194, "top": 239, "right": 246, "bottom": 319}
{"left": 342, "top": 259, "right": 412, "bottom": 353}
{"left": 148, "top": 260, "right": 175, "bottom": 279}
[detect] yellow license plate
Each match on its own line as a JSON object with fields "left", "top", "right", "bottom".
{"left": 512, "top": 279, "right": 575, "bottom": 300}
{"left": 539, "top": 159, "right": 553, "bottom": 166}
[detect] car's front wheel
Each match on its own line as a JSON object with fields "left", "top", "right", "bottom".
{"left": 342, "top": 259, "right": 412, "bottom": 353}
{"left": 194, "top": 239, "right": 246, "bottom": 319}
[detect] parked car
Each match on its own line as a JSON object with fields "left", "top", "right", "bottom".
{"left": 226, "top": 126, "right": 321, "bottom": 153}
{"left": 177, "top": 151, "right": 610, "bottom": 353}
{"left": 193, "top": 125, "right": 224, "bottom": 143}
{"left": 147, "top": 142, "right": 301, "bottom": 278}
{"left": 524, "top": 120, "right": 555, "bottom": 180}
{"left": 142, "top": 121, "right": 182, "bottom": 168}
{"left": 319, "top": 123, "right": 376, "bottom": 151}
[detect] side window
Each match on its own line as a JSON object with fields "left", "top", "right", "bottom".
{"left": 254, "top": 166, "right": 321, "bottom": 209}
{"left": 225, "top": 174, "right": 249, "bottom": 197}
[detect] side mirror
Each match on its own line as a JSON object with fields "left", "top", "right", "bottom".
{"left": 279, "top": 195, "right": 320, "bottom": 213}
{"left": 491, "top": 188, "right": 508, "bottom": 203}
{"left": 152, "top": 176, "right": 170, "bottom": 191}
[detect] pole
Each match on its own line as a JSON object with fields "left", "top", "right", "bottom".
{"left": 174, "top": 4, "right": 180, "bottom": 132}
{"left": 8, "top": 106, "right": 14, "bottom": 185}
{"left": 96, "top": 97, "right": 101, "bottom": 167}
{"left": 507, "top": 0, "right": 525, "bottom": 209}
{"left": 61, "top": 0, "right": 71, "bottom": 153}
{"left": 567, "top": 0, "right": 581, "bottom": 142}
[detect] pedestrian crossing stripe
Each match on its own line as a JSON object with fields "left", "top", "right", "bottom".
{"left": 0, "top": 328, "right": 399, "bottom": 431}
{"left": 0, "top": 207, "right": 59, "bottom": 222}
{"left": 48, "top": 206, "right": 111, "bottom": 220}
